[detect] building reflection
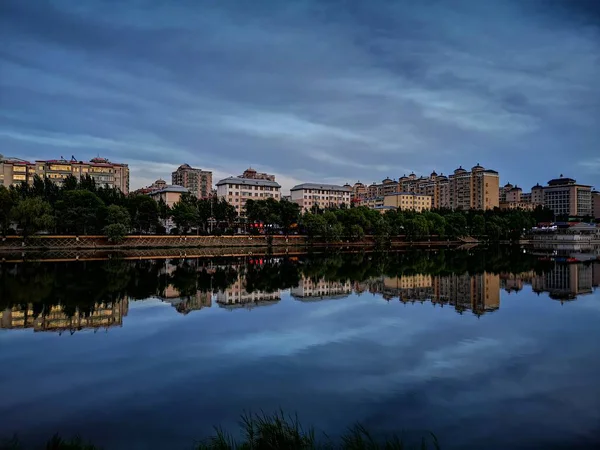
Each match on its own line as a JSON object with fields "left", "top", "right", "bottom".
{"left": 216, "top": 273, "right": 281, "bottom": 310}
{"left": 290, "top": 277, "right": 353, "bottom": 301}
{"left": 369, "top": 273, "right": 501, "bottom": 316}
{"left": 531, "top": 263, "right": 594, "bottom": 302}
{"left": 159, "top": 292, "right": 213, "bottom": 314}
{"left": 0, "top": 300, "right": 129, "bottom": 334}
{"left": 1, "top": 256, "right": 597, "bottom": 329}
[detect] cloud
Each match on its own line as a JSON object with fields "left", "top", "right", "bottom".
{"left": 0, "top": 0, "right": 599, "bottom": 191}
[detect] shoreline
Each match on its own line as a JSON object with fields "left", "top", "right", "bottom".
{"left": 0, "top": 234, "right": 471, "bottom": 252}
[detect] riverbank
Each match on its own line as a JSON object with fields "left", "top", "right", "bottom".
{"left": 0, "top": 235, "right": 470, "bottom": 252}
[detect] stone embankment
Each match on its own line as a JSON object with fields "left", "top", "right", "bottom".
{"left": 0, "top": 235, "right": 467, "bottom": 251}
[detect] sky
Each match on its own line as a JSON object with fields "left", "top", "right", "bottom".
{"left": 1, "top": 0, "right": 599, "bottom": 193}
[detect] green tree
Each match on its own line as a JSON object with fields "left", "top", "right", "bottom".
{"left": 445, "top": 213, "right": 468, "bottom": 238}
{"left": 104, "top": 223, "right": 128, "bottom": 243}
{"left": 0, "top": 185, "right": 17, "bottom": 235}
{"left": 105, "top": 204, "right": 131, "bottom": 229}
{"left": 471, "top": 215, "right": 486, "bottom": 237}
{"left": 127, "top": 195, "right": 160, "bottom": 233}
{"left": 349, "top": 224, "right": 365, "bottom": 241}
{"left": 11, "top": 197, "right": 55, "bottom": 237}
{"left": 62, "top": 174, "right": 79, "bottom": 191}
{"left": 300, "top": 213, "right": 327, "bottom": 240}
{"left": 171, "top": 199, "right": 199, "bottom": 234}
{"left": 55, "top": 190, "right": 105, "bottom": 234}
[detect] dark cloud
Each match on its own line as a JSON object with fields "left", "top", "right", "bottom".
{"left": 0, "top": 0, "right": 599, "bottom": 190}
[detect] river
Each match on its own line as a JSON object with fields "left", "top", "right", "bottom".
{"left": 1, "top": 247, "right": 599, "bottom": 449}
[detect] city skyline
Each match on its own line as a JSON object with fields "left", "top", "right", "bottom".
{"left": 1, "top": 0, "right": 599, "bottom": 193}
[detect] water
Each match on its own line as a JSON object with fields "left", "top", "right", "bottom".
{"left": 1, "top": 248, "right": 599, "bottom": 449}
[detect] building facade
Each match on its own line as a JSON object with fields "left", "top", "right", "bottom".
{"left": 290, "top": 183, "right": 352, "bottom": 212}
{"left": 394, "top": 164, "right": 499, "bottom": 210}
{"left": 540, "top": 176, "right": 592, "bottom": 218}
{"left": 240, "top": 167, "right": 275, "bottom": 181}
{"left": 216, "top": 177, "right": 281, "bottom": 216}
{"left": 592, "top": 191, "right": 600, "bottom": 220}
{"left": 148, "top": 185, "right": 189, "bottom": 208}
{"left": 171, "top": 164, "right": 212, "bottom": 199}
{"left": 383, "top": 192, "right": 432, "bottom": 212}
{"left": 0, "top": 155, "right": 130, "bottom": 193}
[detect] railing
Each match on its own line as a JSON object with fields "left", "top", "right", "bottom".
{"left": 0, "top": 234, "right": 467, "bottom": 251}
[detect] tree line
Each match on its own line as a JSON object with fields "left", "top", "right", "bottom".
{"left": 0, "top": 175, "right": 554, "bottom": 242}
{"left": 0, "top": 247, "right": 550, "bottom": 313}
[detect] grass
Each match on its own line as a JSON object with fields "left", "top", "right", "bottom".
{"left": 2, "top": 411, "right": 440, "bottom": 450}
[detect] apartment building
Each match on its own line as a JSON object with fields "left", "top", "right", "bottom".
{"left": 0, "top": 155, "right": 130, "bottom": 193}
{"left": 148, "top": 185, "right": 189, "bottom": 208}
{"left": 366, "top": 177, "right": 399, "bottom": 198}
{"left": 349, "top": 181, "right": 368, "bottom": 205}
{"left": 216, "top": 176, "right": 281, "bottom": 216}
{"left": 592, "top": 191, "right": 600, "bottom": 220}
{"left": 446, "top": 164, "right": 500, "bottom": 210}
{"left": 537, "top": 176, "right": 592, "bottom": 218}
{"left": 383, "top": 192, "right": 432, "bottom": 212}
{"left": 290, "top": 183, "right": 352, "bottom": 212}
{"left": 396, "top": 165, "right": 499, "bottom": 210}
{"left": 240, "top": 167, "right": 275, "bottom": 181}
{"left": 171, "top": 164, "right": 212, "bottom": 199}
{"left": 499, "top": 185, "right": 539, "bottom": 211}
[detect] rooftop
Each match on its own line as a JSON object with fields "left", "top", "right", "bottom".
{"left": 290, "top": 183, "right": 352, "bottom": 192}
{"left": 148, "top": 185, "right": 189, "bottom": 194}
{"left": 216, "top": 177, "right": 281, "bottom": 188}
{"left": 385, "top": 192, "right": 431, "bottom": 197}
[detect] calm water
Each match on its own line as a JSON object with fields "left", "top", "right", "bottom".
{"left": 1, "top": 248, "right": 599, "bottom": 449}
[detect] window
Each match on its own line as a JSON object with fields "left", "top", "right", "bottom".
{"left": 12, "top": 166, "right": 26, "bottom": 173}
{"left": 13, "top": 174, "right": 26, "bottom": 181}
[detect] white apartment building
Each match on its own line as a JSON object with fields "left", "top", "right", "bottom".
{"left": 216, "top": 177, "right": 281, "bottom": 216}
{"left": 290, "top": 183, "right": 352, "bottom": 212}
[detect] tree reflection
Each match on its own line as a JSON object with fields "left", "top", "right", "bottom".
{"left": 0, "top": 247, "right": 593, "bottom": 330}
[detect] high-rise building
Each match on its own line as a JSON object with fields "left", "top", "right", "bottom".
{"left": 383, "top": 192, "right": 432, "bottom": 212}
{"left": 216, "top": 176, "right": 281, "bottom": 216}
{"left": 171, "top": 164, "right": 212, "bottom": 199}
{"left": 533, "top": 175, "right": 592, "bottom": 218}
{"left": 396, "top": 164, "right": 499, "bottom": 210}
{"left": 290, "top": 183, "right": 352, "bottom": 212}
{"left": 592, "top": 191, "right": 600, "bottom": 220}
{"left": 0, "top": 155, "right": 130, "bottom": 193}
{"left": 239, "top": 167, "right": 275, "bottom": 181}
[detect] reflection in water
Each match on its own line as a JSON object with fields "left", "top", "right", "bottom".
{"left": 368, "top": 272, "right": 500, "bottom": 316}
{"left": 0, "top": 300, "right": 129, "bottom": 334}
{"left": 290, "top": 278, "right": 353, "bottom": 301}
{"left": 1, "top": 248, "right": 599, "bottom": 333}
{"left": 216, "top": 271, "right": 281, "bottom": 310}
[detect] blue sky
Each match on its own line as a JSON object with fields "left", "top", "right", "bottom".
{"left": 1, "top": 0, "right": 599, "bottom": 192}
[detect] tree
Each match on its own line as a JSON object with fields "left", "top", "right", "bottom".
{"left": 445, "top": 213, "right": 468, "bottom": 238}
{"left": 300, "top": 213, "right": 327, "bottom": 240}
{"left": 105, "top": 204, "right": 131, "bottom": 229}
{"left": 127, "top": 195, "right": 160, "bottom": 234}
{"left": 62, "top": 174, "right": 79, "bottom": 191}
{"left": 11, "top": 197, "right": 55, "bottom": 238}
{"left": 349, "top": 224, "right": 365, "bottom": 241}
{"left": 0, "top": 185, "right": 17, "bottom": 235}
{"left": 55, "top": 190, "right": 105, "bottom": 234}
{"left": 471, "top": 215, "right": 486, "bottom": 237}
{"left": 104, "top": 223, "right": 128, "bottom": 243}
{"left": 171, "top": 200, "right": 199, "bottom": 234}
{"left": 405, "top": 215, "right": 430, "bottom": 241}
{"left": 278, "top": 199, "right": 301, "bottom": 234}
